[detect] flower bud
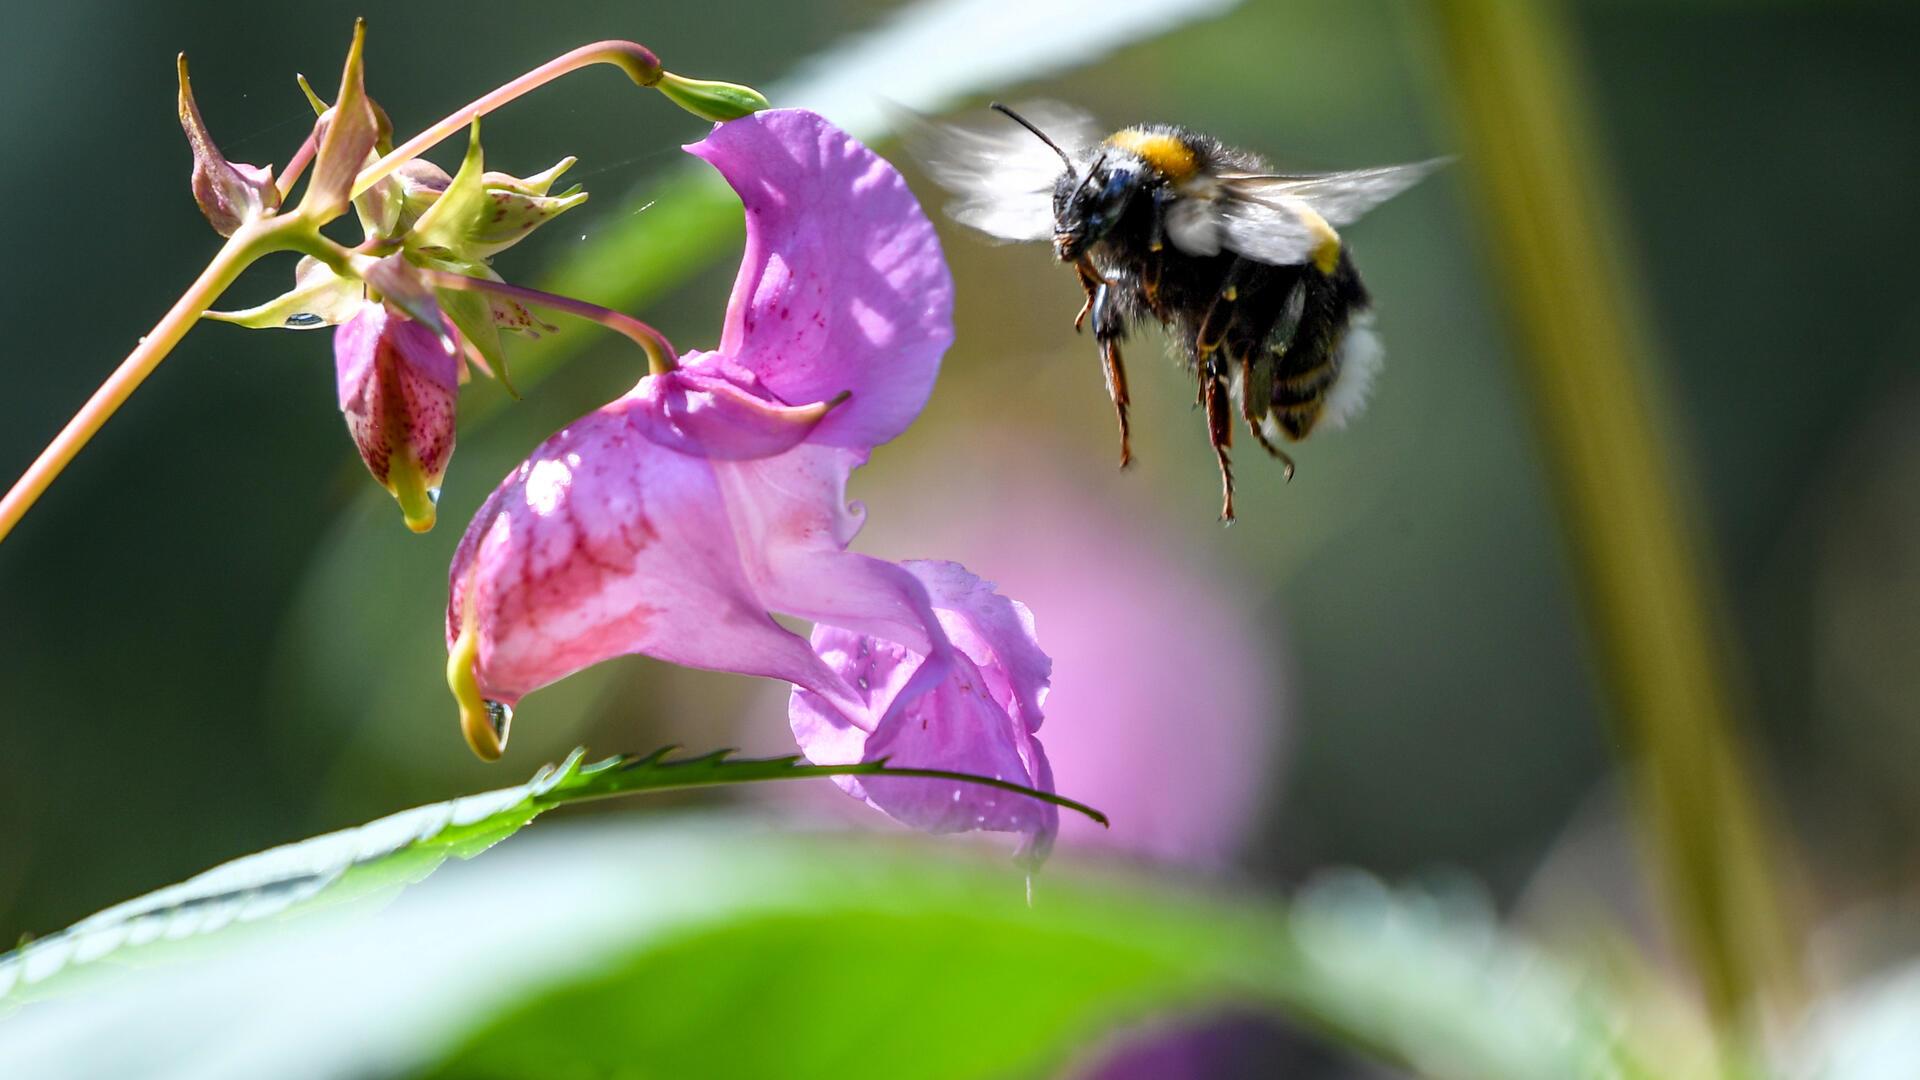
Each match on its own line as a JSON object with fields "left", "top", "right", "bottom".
{"left": 656, "top": 71, "right": 770, "bottom": 123}
{"left": 302, "top": 21, "right": 379, "bottom": 223}
{"left": 408, "top": 122, "right": 585, "bottom": 262}
{"left": 177, "top": 55, "right": 279, "bottom": 236}
{"left": 334, "top": 302, "right": 459, "bottom": 532}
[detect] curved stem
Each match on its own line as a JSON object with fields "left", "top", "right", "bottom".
{"left": 275, "top": 133, "right": 317, "bottom": 202}
{"left": 1429, "top": 0, "right": 1795, "bottom": 1029}
{"left": 423, "top": 269, "right": 677, "bottom": 376}
{"left": 351, "top": 41, "right": 662, "bottom": 199}
{"left": 0, "top": 220, "right": 286, "bottom": 545}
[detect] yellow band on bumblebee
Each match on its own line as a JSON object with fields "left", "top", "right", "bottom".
{"left": 1106, "top": 128, "right": 1200, "bottom": 181}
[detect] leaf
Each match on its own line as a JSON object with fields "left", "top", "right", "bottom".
{"left": 0, "top": 820, "right": 1649, "bottom": 1080}
{"left": 0, "top": 748, "right": 1100, "bottom": 1004}
{"left": 465, "top": 0, "right": 1243, "bottom": 425}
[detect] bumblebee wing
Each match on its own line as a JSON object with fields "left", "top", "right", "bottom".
{"left": 906, "top": 101, "right": 1099, "bottom": 243}
{"left": 1228, "top": 158, "right": 1448, "bottom": 226}
{"left": 1170, "top": 159, "right": 1446, "bottom": 267}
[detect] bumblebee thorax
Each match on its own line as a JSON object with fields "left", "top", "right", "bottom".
{"left": 1104, "top": 127, "right": 1200, "bottom": 182}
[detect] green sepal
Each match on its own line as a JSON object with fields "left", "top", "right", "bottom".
{"left": 408, "top": 120, "right": 490, "bottom": 255}
{"left": 420, "top": 252, "right": 519, "bottom": 395}
{"left": 656, "top": 71, "right": 770, "bottom": 122}
{"left": 204, "top": 257, "right": 363, "bottom": 330}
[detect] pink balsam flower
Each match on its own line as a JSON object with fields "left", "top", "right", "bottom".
{"left": 445, "top": 110, "right": 1058, "bottom": 857}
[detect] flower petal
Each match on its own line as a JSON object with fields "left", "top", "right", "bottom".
{"left": 627, "top": 358, "right": 839, "bottom": 461}
{"left": 686, "top": 109, "right": 953, "bottom": 450}
{"left": 446, "top": 392, "right": 867, "bottom": 723}
{"left": 789, "top": 561, "right": 1058, "bottom": 860}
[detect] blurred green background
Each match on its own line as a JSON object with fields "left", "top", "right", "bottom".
{"left": 2, "top": 0, "right": 1916, "bottom": 979}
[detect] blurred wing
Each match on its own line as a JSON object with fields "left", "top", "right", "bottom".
{"left": 1172, "top": 159, "right": 1446, "bottom": 267}
{"left": 1228, "top": 158, "right": 1449, "bottom": 226}
{"left": 907, "top": 101, "right": 1100, "bottom": 243}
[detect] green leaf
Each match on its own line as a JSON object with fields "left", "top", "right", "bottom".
{"left": 0, "top": 820, "right": 1649, "bottom": 1080}
{"left": 0, "top": 748, "right": 1100, "bottom": 1004}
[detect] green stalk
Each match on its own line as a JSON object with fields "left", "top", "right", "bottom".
{"left": 1425, "top": 0, "right": 1795, "bottom": 1032}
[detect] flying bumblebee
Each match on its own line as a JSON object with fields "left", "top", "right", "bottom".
{"left": 919, "top": 102, "right": 1443, "bottom": 520}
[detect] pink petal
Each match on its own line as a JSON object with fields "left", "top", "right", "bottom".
{"left": 686, "top": 110, "right": 952, "bottom": 451}
{"left": 625, "top": 358, "right": 836, "bottom": 461}
{"left": 788, "top": 561, "right": 1058, "bottom": 860}
{"left": 447, "top": 391, "right": 867, "bottom": 723}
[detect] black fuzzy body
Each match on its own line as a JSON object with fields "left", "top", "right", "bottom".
{"left": 1067, "top": 126, "right": 1373, "bottom": 442}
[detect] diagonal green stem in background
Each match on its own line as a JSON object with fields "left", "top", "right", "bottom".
{"left": 1427, "top": 0, "right": 1795, "bottom": 1032}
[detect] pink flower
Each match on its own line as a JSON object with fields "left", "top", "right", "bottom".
{"left": 334, "top": 301, "right": 460, "bottom": 533}
{"left": 445, "top": 110, "right": 1057, "bottom": 857}
{"left": 848, "top": 458, "right": 1283, "bottom": 867}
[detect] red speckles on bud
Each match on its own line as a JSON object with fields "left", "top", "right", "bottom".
{"left": 335, "top": 302, "right": 460, "bottom": 532}
{"left": 409, "top": 121, "right": 586, "bottom": 263}
{"left": 177, "top": 55, "right": 279, "bottom": 236}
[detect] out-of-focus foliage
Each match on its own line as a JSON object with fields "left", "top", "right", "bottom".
{"left": 0, "top": 748, "right": 1099, "bottom": 1002}
{"left": 0, "top": 819, "right": 1642, "bottom": 1080}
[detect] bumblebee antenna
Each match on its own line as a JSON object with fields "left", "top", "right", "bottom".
{"left": 990, "top": 102, "right": 1077, "bottom": 172}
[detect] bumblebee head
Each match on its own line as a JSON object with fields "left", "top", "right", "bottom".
{"left": 1052, "top": 154, "right": 1143, "bottom": 261}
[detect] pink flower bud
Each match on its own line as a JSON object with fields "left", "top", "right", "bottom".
{"left": 176, "top": 55, "right": 279, "bottom": 236}
{"left": 334, "top": 302, "right": 459, "bottom": 532}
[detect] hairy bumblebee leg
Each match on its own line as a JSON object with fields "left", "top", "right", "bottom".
{"left": 1202, "top": 359, "right": 1236, "bottom": 521}
{"left": 1195, "top": 259, "right": 1247, "bottom": 362}
{"left": 1087, "top": 280, "right": 1133, "bottom": 468}
{"left": 1072, "top": 258, "right": 1103, "bottom": 333}
{"left": 1232, "top": 345, "right": 1297, "bottom": 482}
{"left": 1102, "top": 338, "right": 1133, "bottom": 468}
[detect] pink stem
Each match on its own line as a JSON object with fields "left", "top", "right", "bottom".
{"left": 352, "top": 41, "right": 661, "bottom": 199}
{"left": 275, "top": 133, "right": 317, "bottom": 202}
{"left": 424, "top": 270, "right": 676, "bottom": 375}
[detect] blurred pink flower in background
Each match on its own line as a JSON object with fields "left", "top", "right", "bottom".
{"left": 760, "top": 448, "right": 1287, "bottom": 868}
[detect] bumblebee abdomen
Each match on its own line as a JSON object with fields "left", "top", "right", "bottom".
{"left": 1267, "top": 252, "right": 1377, "bottom": 439}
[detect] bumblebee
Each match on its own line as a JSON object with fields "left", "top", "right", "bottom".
{"left": 921, "top": 103, "right": 1442, "bottom": 520}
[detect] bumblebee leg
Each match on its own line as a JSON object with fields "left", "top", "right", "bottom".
{"left": 1072, "top": 257, "right": 1103, "bottom": 333}
{"left": 1195, "top": 259, "right": 1249, "bottom": 362}
{"left": 1101, "top": 338, "right": 1133, "bottom": 469}
{"left": 1232, "top": 342, "right": 1296, "bottom": 482}
{"left": 1089, "top": 281, "right": 1133, "bottom": 468}
{"left": 1202, "top": 356, "right": 1236, "bottom": 522}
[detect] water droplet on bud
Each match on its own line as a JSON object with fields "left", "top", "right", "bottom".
{"left": 427, "top": 486, "right": 442, "bottom": 506}
{"left": 285, "top": 313, "right": 326, "bottom": 328}
{"left": 483, "top": 699, "right": 513, "bottom": 748}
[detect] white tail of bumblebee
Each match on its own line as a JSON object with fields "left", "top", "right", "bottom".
{"left": 1320, "top": 313, "right": 1384, "bottom": 431}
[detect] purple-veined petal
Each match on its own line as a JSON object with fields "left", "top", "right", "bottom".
{"left": 789, "top": 561, "right": 1058, "bottom": 860}
{"left": 627, "top": 358, "right": 839, "bottom": 461}
{"left": 446, "top": 392, "right": 868, "bottom": 726}
{"left": 686, "top": 109, "right": 952, "bottom": 450}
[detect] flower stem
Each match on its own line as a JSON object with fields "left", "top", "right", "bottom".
{"left": 351, "top": 41, "right": 662, "bottom": 200}
{"left": 275, "top": 133, "right": 316, "bottom": 202}
{"left": 423, "top": 270, "right": 677, "bottom": 376}
{"left": 0, "top": 218, "right": 289, "bottom": 545}
{"left": 1427, "top": 0, "right": 1796, "bottom": 1030}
